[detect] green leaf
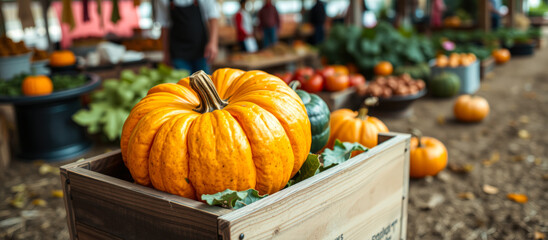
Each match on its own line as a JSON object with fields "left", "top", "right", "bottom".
{"left": 287, "top": 154, "right": 321, "bottom": 187}
{"left": 201, "top": 189, "right": 267, "bottom": 209}
{"left": 321, "top": 140, "right": 367, "bottom": 171}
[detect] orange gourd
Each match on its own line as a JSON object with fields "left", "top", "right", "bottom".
{"left": 120, "top": 69, "right": 311, "bottom": 199}
{"left": 453, "top": 94, "right": 490, "bottom": 122}
{"left": 409, "top": 129, "right": 448, "bottom": 178}
{"left": 331, "top": 65, "right": 349, "bottom": 76}
{"left": 374, "top": 61, "right": 393, "bottom": 76}
{"left": 492, "top": 49, "right": 511, "bottom": 64}
{"left": 21, "top": 75, "right": 53, "bottom": 96}
{"left": 50, "top": 50, "right": 76, "bottom": 67}
{"left": 326, "top": 98, "right": 388, "bottom": 155}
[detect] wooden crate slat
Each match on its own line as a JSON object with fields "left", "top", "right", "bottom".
{"left": 218, "top": 135, "right": 408, "bottom": 240}
{"left": 75, "top": 222, "right": 123, "bottom": 240}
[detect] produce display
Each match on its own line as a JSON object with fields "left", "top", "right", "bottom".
{"left": 32, "top": 49, "right": 49, "bottom": 62}
{"left": 409, "top": 129, "right": 448, "bottom": 178}
{"left": 274, "top": 65, "right": 365, "bottom": 93}
{"left": 122, "top": 38, "right": 163, "bottom": 52}
{"left": 429, "top": 72, "right": 461, "bottom": 98}
{"left": 290, "top": 81, "right": 331, "bottom": 153}
{"left": 326, "top": 98, "right": 389, "bottom": 152}
{"left": 435, "top": 53, "right": 477, "bottom": 67}
{"left": 73, "top": 65, "right": 189, "bottom": 141}
{"left": 49, "top": 50, "right": 76, "bottom": 67}
{"left": 228, "top": 42, "right": 314, "bottom": 62}
{"left": 453, "top": 95, "right": 490, "bottom": 122}
{"left": 492, "top": 48, "right": 511, "bottom": 64}
{"left": 443, "top": 16, "right": 462, "bottom": 28}
{"left": 359, "top": 73, "right": 426, "bottom": 98}
{"left": 320, "top": 22, "right": 434, "bottom": 74}
{"left": 393, "top": 63, "right": 431, "bottom": 80}
{"left": 120, "top": 68, "right": 311, "bottom": 199}
{"left": 21, "top": 75, "right": 53, "bottom": 96}
{"left": 0, "top": 36, "right": 30, "bottom": 56}
{"left": 0, "top": 74, "right": 88, "bottom": 96}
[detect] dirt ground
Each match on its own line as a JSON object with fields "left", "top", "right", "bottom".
{"left": 1, "top": 48, "right": 547, "bottom": 239}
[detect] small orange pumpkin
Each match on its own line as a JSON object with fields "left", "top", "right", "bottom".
{"left": 50, "top": 50, "right": 76, "bottom": 67}
{"left": 410, "top": 129, "right": 448, "bottom": 178}
{"left": 492, "top": 49, "right": 511, "bottom": 64}
{"left": 331, "top": 65, "right": 349, "bottom": 76}
{"left": 436, "top": 55, "right": 448, "bottom": 67}
{"left": 454, "top": 95, "right": 490, "bottom": 122}
{"left": 374, "top": 61, "right": 393, "bottom": 76}
{"left": 22, "top": 75, "right": 53, "bottom": 96}
{"left": 326, "top": 98, "right": 388, "bottom": 156}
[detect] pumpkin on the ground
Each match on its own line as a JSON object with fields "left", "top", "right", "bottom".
{"left": 410, "top": 129, "right": 448, "bottom": 178}
{"left": 326, "top": 98, "right": 388, "bottom": 156}
{"left": 430, "top": 72, "right": 460, "bottom": 97}
{"left": 492, "top": 49, "right": 511, "bottom": 64}
{"left": 22, "top": 75, "right": 53, "bottom": 96}
{"left": 290, "top": 81, "right": 330, "bottom": 153}
{"left": 121, "top": 69, "right": 311, "bottom": 199}
{"left": 50, "top": 50, "right": 76, "bottom": 67}
{"left": 374, "top": 61, "right": 393, "bottom": 76}
{"left": 454, "top": 94, "right": 490, "bottom": 122}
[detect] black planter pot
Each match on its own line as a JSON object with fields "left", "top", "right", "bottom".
{"left": 367, "top": 89, "right": 427, "bottom": 118}
{"left": 0, "top": 74, "right": 101, "bottom": 161}
{"left": 507, "top": 42, "right": 536, "bottom": 56}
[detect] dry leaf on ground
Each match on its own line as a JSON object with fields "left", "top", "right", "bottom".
{"left": 482, "top": 184, "right": 499, "bottom": 195}
{"left": 448, "top": 163, "right": 474, "bottom": 174}
{"left": 458, "top": 192, "right": 475, "bottom": 200}
{"left": 31, "top": 199, "right": 47, "bottom": 207}
{"left": 518, "top": 130, "right": 530, "bottom": 139}
{"left": 437, "top": 115, "right": 446, "bottom": 125}
{"left": 51, "top": 190, "right": 63, "bottom": 198}
{"left": 518, "top": 115, "right": 529, "bottom": 124}
{"left": 483, "top": 151, "right": 500, "bottom": 166}
{"left": 507, "top": 193, "right": 528, "bottom": 203}
{"left": 535, "top": 231, "right": 546, "bottom": 240}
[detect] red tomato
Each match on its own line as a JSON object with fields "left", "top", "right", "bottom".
{"left": 317, "top": 66, "right": 335, "bottom": 79}
{"left": 294, "top": 67, "right": 315, "bottom": 83}
{"left": 274, "top": 72, "right": 293, "bottom": 85}
{"left": 301, "top": 74, "right": 324, "bottom": 93}
{"left": 325, "top": 74, "right": 350, "bottom": 92}
{"left": 349, "top": 74, "right": 366, "bottom": 87}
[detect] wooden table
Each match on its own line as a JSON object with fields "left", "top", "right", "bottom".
{"left": 212, "top": 52, "right": 320, "bottom": 72}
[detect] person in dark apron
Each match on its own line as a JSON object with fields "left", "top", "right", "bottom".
{"left": 157, "top": 0, "right": 219, "bottom": 74}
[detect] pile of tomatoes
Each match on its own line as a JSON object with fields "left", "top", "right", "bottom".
{"left": 274, "top": 65, "right": 366, "bottom": 93}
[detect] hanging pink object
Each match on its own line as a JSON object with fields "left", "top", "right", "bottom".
{"left": 442, "top": 40, "right": 455, "bottom": 51}
{"left": 52, "top": 0, "right": 140, "bottom": 48}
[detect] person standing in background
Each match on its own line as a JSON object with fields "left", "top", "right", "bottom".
{"left": 258, "top": 0, "right": 280, "bottom": 48}
{"left": 309, "top": 0, "right": 326, "bottom": 45}
{"left": 489, "top": 0, "right": 504, "bottom": 29}
{"left": 156, "top": 0, "right": 219, "bottom": 74}
{"left": 430, "top": 0, "right": 445, "bottom": 28}
{"left": 234, "top": 0, "right": 256, "bottom": 52}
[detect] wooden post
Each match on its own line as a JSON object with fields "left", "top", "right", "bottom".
{"left": 347, "top": 0, "right": 363, "bottom": 26}
{"left": 507, "top": 0, "right": 516, "bottom": 28}
{"left": 41, "top": 0, "right": 53, "bottom": 52}
{"left": 478, "top": 0, "right": 490, "bottom": 32}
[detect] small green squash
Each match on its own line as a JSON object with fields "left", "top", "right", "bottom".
{"left": 430, "top": 72, "right": 461, "bottom": 97}
{"left": 290, "top": 81, "right": 330, "bottom": 153}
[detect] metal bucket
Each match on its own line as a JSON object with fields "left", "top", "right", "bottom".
{"left": 0, "top": 53, "right": 32, "bottom": 80}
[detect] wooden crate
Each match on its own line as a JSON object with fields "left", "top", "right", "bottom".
{"left": 316, "top": 88, "right": 360, "bottom": 111}
{"left": 61, "top": 133, "right": 410, "bottom": 240}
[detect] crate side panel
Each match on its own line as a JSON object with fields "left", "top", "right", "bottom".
{"left": 67, "top": 169, "right": 228, "bottom": 240}
{"left": 219, "top": 139, "right": 407, "bottom": 240}
{"left": 76, "top": 222, "right": 123, "bottom": 240}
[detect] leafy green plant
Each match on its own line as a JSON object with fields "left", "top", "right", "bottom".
{"left": 72, "top": 65, "right": 188, "bottom": 141}
{"left": 201, "top": 189, "right": 267, "bottom": 209}
{"left": 319, "top": 22, "right": 434, "bottom": 74}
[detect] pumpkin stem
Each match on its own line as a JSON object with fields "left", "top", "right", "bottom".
{"left": 409, "top": 128, "right": 423, "bottom": 148}
{"left": 289, "top": 81, "right": 300, "bottom": 91}
{"left": 189, "top": 70, "right": 228, "bottom": 113}
{"left": 357, "top": 97, "right": 378, "bottom": 120}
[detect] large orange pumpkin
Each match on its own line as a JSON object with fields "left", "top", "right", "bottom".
{"left": 410, "top": 129, "right": 448, "bottom": 178}
{"left": 49, "top": 50, "right": 76, "bottom": 67}
{"left": 492, "top": 49, "right": 511, "bottom": 64}
{"left": 22, "top": 75, "right": 53, "bottom": 96}
{"left": 453, "top": 94, "right": 490, "bottom": 122}
{"left": 120, "top": 69, "right": 311, "bottom": 199}
{"left": 326, "top": 98, "right": 388, "bottom": 155}
{"left": 374, "top": 61, "right": 393, "bottom": 76}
